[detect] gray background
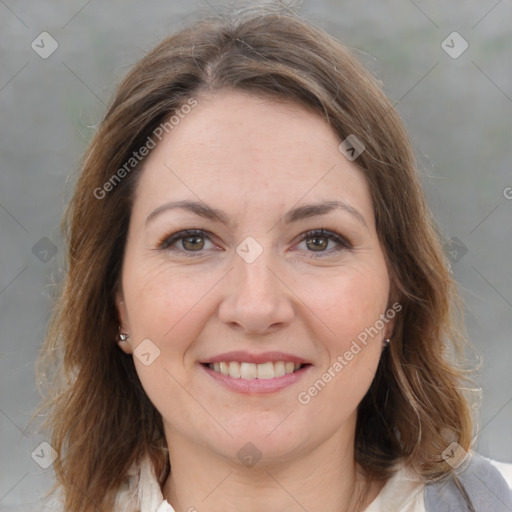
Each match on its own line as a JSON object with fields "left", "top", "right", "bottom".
{"left": 1, "top": 0, "right": 511, "bottom": 509}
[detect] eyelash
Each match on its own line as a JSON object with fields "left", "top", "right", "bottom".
{"left": 157, "top": 228, "right": 352, "bottom": 258}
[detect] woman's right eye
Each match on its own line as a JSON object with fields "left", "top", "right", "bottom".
{"left": 158, "top": 229, "right": 216, "bottom": 254}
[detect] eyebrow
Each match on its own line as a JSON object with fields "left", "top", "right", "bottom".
{"left": 145, "top": 199, "right": 368, "bottom": 230}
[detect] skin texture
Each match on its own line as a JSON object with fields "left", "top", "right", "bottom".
{"left": 116, "top": 90, "right": 395, "bottom": 512}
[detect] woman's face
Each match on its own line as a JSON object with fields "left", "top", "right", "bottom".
{"left": 117, "top": 90, "right": 395, "bottom": 465}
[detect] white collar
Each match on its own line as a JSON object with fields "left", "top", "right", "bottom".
{"left": 114, "top": 455, "right": 174, "bottom": 512}
{"left": 364, "top": 463, "right": 425, "bottom": 511}
{"left": 115, "top": 456, "right": 424, "bottom": 512}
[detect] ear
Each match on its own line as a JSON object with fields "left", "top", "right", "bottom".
{"left": 383, "top": 285, "right": 401, "bottom": 344}
{"left": 115, "top": 290, "right": 133, "bottom": 354}
{"left": 384, "top": 316, "right": 396, "bottom": 340}
{"left": 382, "top": 300, "right": 401, "bottom": 347}
{"left": 382, "top": 324, "right": 395, "bottom": 349}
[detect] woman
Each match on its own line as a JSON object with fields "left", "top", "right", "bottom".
{"left": 37, "top": 6, "right": 512, "bottom": 512}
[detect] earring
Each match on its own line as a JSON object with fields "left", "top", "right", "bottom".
{"left": 383, "top": 338, "right": 390, "bottom": 347}
{"left": 118, "top": 325, "right": 129, "bottom": 342}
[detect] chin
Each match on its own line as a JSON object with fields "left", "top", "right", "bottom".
{"left": 208, "top": 418, "right": 311, "bottom": 466}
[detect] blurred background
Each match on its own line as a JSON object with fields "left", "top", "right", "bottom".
{"left": 1, "top": 0, "right": 511, "bottom": 509}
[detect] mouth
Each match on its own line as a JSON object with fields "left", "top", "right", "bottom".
{"left": 200, "top": 357, "right": 312, "bottom": 394}
{"left": 203, "top": 361, "right": 309, "bottom": 380}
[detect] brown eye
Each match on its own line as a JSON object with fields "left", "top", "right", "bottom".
{"left": 297, "top": 229, "right": 352, "bottom": 257}
{"left": 181, "top": 233, "right": 205, "bottom": 251}
{"left": 159, "top": 229, "right": 214, "bottom": 254}
{"left": 306, "top": 234, "right": 329, "bottom": 251}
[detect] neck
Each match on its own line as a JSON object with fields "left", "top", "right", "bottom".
{"left": 162, "top": 428, "right": 381, "bottom": 512}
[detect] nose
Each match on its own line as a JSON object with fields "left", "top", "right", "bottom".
{"left": 217, "top": 248, "right": 295, "bottom": 335}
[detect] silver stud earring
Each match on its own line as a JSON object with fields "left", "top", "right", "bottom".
{"left": 118, "top": 326, "right": 129, "bottom": 342}
{"left": 383, "top": 338, "right": 390, "bottom": 347}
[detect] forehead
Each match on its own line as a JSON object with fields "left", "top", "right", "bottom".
{"left": 132, "top": 90, "right": 374, "bottom": 225}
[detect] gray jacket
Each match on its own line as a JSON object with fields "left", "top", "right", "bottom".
{"left": 425, "top": 454, "right": 512, "bottom": 511}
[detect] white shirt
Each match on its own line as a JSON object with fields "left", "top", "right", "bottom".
{"left": 364, "top": 464, "right": 425, "bottom": 511}
{"left": 114, "top": 456, "right": 426, "bottom": 512}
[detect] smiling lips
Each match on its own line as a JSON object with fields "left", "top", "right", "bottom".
{"left": 208, "top": 361, "right": 302, "bottom": 380}
{"left": 201, "top": 351, "right": 310, "bottom": 390}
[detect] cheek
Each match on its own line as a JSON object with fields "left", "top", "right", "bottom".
{"left": 297, "top": 261, "right": 390, "bottom": 343}
{"left": 126, "top": 262, "right": 202, "bottom": 331}
{"left": 123, "top": 263, "right": 217, "bottom": 425}
{"left": 123, "top": 261, "right": 226, "bottom": 368}
{"left": 296, "top": 259, "right": 389, "bottom": 408}
{"left": 298, "top": 269, "right": 387, "bottom": 422}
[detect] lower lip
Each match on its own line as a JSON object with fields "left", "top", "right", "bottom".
{"left": 201, "top": 364, "right": 312, "bottom": 394}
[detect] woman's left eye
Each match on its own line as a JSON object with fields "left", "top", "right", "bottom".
{"left": 157, "top": 228, "right": 351, "bottom": 257}
{"left": 294, "top": 229, "right": 352, "bottom": 257}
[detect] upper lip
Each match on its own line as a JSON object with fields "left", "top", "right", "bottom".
{"left": 201, "top": 351, "right": 310, "bottom": 365}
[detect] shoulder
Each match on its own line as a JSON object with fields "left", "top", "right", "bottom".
{"left": 425, "top": 453, "right": 512, "bottom": 512}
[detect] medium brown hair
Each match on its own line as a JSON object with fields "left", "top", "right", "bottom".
{"left": 36, "top": 5, "right": 475, "bottom": 511}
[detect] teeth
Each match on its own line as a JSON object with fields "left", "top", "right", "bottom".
{"left": 228, "top": 361, "right": 241, "bottom": 378}
{"left": 274, "top": 361, "right": 285, "bottom": 378}
{"left": 257, "top": 362, "right": 274, "bottom": 379}
{"left": 208, "top": 361, "right": 303, "bottom": 380}
{"left": 240, "top": 362, "right": 257, "bottom": 379}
